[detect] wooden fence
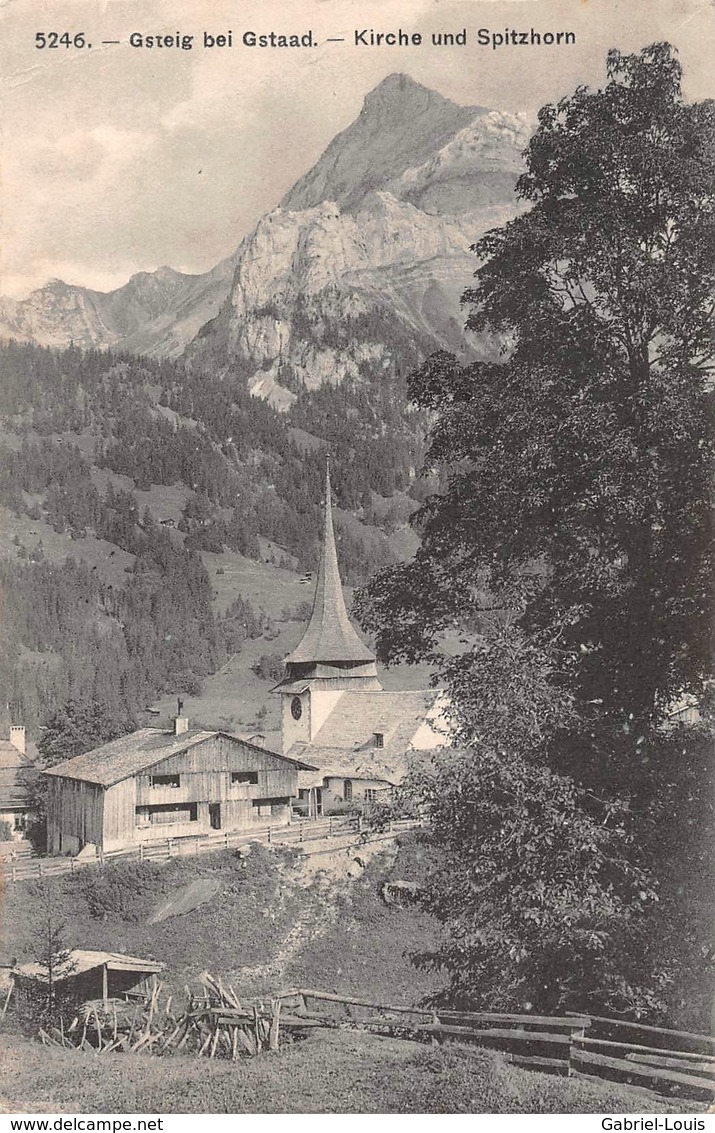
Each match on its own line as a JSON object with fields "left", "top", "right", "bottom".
{"left": 279, "top": 988, "right": 715, "bottom": 1102}
{"left": 2, "top": 816, "right": 416, "bottom": 883}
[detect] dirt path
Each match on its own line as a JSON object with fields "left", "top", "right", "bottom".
{"left": 238, "top": 833, "right": 400, "bottom": 989}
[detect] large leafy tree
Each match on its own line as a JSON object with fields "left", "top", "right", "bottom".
{"left": 357, "top": 44, "right": 715, "bottom": 740}
{"left": 356, "top": 45, "right": 715, "bottom": 1018}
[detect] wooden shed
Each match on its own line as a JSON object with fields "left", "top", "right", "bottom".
{"left": 44, "top": 719, "right": 315, "bottom": 855}
{"left": 13, "top": 949, "right": 164, "bottom": 1010}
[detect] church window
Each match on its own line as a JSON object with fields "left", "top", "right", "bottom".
{"left": 343, "top": 779, "right": 353, "bottom": 802}
{"left": 373, "top": 732, "right": 384, "bottom": 748}
{"left": 291, "top": 696, "right": 303, "bottom": 721}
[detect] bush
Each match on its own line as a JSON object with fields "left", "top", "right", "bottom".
{"left": 0, "top": 820, "right": 13, "bottom": 841}
{"left": 70, "top": 860, "right": 165, "bottom": 922}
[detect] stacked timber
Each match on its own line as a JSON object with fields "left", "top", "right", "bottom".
{"left": 37, "top": 972, "right": 315, "bottom": 1059}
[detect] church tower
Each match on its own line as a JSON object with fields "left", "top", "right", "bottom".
{"left": 277, "top": 464, "right": 382, "bottom": 752}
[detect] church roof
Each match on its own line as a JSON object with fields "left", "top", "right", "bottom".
{"left": 290, "top": 689, "right": 445, "bottom": 784}
{"left": 285, "top": 465, "right": 375, "bottom": 667}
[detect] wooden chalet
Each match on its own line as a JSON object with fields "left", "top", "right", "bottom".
{"left": 44, "top": 721, "right": 315, "bottom": 855}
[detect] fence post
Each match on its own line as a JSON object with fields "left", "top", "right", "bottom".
{"left": 70, "top": 858, "right": 75, "bottom": 873}
{"left": 300, "top": 820, "right": 304, "bottom": 844}
{"left": 139, "top": 842, "right": 144, "bottom": 861}
{"left": 195, "top": 837, "right": 200, "bottom": 855}
{"left": 568, "top": 1022, "right": 586, "bottom": 1078}
{"left": 167, "top": 838, "right": 172, "bottom": 858}
{"left": 268, "top": 825, "right": 272, "bottom": 844}
{"left": 38, "top": 859, "right": 43, "bottom": 877}
{"left": 12, "top": 862, "right": 16, "bottom": 884}
{"left": 225, "top": 831, "right": 229, "bottom": 850}
{"left": 328, "top": 816, "right": 333, "bottom": 837}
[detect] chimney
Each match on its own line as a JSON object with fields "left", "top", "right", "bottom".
{"left": 174, "top": 716, "right": 189, "bottom": 736}
{"left": 9, "top": 726, "right": 26, "bottom": 755}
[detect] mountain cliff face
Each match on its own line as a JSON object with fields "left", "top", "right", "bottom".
{"left": 0, "top": 74, "right": 529, "bottom": 387}
{"left": 188, "top": 76, "right": 529, "bottom": 406}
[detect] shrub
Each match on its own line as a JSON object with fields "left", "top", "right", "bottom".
{"left": 70, "top": 860, "right": 165, "bottom": 922}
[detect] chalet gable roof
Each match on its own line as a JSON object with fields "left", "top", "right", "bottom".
{"left": 44, "top": 728, "right": 315, "bottom": 788}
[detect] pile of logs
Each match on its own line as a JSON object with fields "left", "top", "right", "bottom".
{"left": 38, "top": 971, "right": 290, "bottom": 1059}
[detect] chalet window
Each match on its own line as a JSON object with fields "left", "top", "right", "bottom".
{"left": 373, "top": 733, "right": 384, "bottom": 748}
{"left": 343, "top": 779, "right": 353, "bottom": 802}
{"left": 150, "top": 773, "right": 180, "bottom": 789}
{"left": 364, "top": 789, "right": 379, "bottom": 802}
{"left": 252, "top": 797, "right": 284, "bottom": 818}
{"left": 136, "top": 803, "right": 197, "bottom": 825}
{"left": 232, "top": 771, "right": 259, "bottom": 785}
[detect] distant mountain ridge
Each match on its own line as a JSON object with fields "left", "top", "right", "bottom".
{"left": 0, "top": 74, "right": 531, "bottom": 379}
{"left": 0, "top": 255, "right": 238, "bottom": 359}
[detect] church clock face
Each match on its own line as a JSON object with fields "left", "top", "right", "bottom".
{"left": 291, "top": 696, "right": 303, "bottom": 721}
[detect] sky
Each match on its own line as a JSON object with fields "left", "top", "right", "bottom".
{"left": 1, "top": 0, "right": 714, "bottom": 298}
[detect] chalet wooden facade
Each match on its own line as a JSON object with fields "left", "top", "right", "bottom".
{"left": 44, "top": 722, "right": 314, "bottom": 855}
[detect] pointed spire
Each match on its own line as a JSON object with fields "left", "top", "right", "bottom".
{"left": 286, "top": 461, "right": 375, "bottom": 667}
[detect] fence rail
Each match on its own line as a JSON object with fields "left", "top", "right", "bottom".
{"left": 4, "top": 816, "right": 417, "bottom": 883}
{"left": 279, "top": 987, "right": 715, "bottom": 1101}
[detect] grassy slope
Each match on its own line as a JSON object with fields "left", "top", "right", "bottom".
{"left": 0, "top": 1028, "right": 684, "bottom": 1114}
{"left": 1, "top": 842, "right": 444, "bottom": 1004}
{"left": 0, "top": 842, "right": 697, "bottom": 1113}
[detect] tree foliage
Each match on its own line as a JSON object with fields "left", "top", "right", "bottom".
{"left": 356, "top": 44, "right": 715, "bottom": 732}
{"left": 406, "top": 747, "right": 662, "bottom": 1016}
{"left": 356, "top": 44, "right": 715, "bottom": 1020}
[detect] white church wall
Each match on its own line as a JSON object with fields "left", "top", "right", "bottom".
{"left": 309, "top": 689, "right": 346, "bottom": 739}
{"left": 410, "top": 693, "right": 452, "bottom": 750}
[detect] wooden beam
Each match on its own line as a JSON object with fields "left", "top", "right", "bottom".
{"left": 568, "top": 1012, "right": 715, "bottom": 1050}
{"left": 297, "top": 988, "right": 431, "bottom": 1017}
{"left": 626, "top": 1052, "right": 715, "bottom": 1077}
{"left": 419, "top": 1023, "right": 572, "bottom": 1045}
{"left": 576, "top": 1035, "right": 715, "bottom": 1063}
{"left": 102, "top": 964, "right": 108, "bottom": 1006}
{"left": 441, "top": 1010, "right": 591, "bottom": 1029}
{"left": 573, "top": 1048, "right": 715, "bottom": 1094}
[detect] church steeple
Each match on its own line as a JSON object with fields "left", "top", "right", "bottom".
{"left": 286, "top": 461, "right": 376, "bottom": 670}
{"left": 277, "top": 462, "right": 380, "bottom": 752}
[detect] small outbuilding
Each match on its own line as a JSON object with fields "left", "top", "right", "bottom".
{"left": 13, "top": 949, "right": 165, "bottom": 1010}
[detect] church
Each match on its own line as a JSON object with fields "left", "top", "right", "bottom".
{"left": 275, "top": 467, "right": 450, "bottom": 817}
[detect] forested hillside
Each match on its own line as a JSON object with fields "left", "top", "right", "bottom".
{"left": 0, "top": 339, "right": 429, "bottom": 736}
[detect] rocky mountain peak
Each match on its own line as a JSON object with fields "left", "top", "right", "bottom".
{"left": 361, "top": 72, "right": 450, "bottom": 114}
{"left": 280, "top": 73, "right": 483, "bottom": 215}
